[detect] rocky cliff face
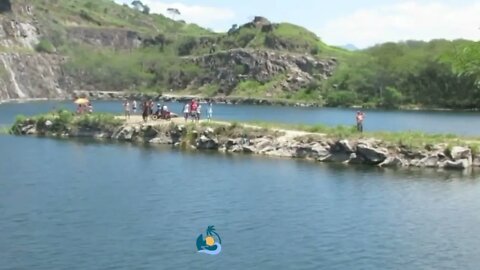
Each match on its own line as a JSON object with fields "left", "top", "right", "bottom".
{"left": 0, "top": 2, "right": 76, "bottom": 101}
{"left": 0, "top": 2, "right": 337, "bottom": 102}
{"left": 0, "top": 52, "right": 72, "bottom": 100}
{"left": 67, "top": 26, "right": 142, "bottom": 50}
{"left": 181, "top": 49, "right": 337, "bottom": 94}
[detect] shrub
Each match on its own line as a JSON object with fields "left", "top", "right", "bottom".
{"left": 325, "top": 90, "right": 358, "bottom": 107}
{"left": 35, "top": 39, "right": 55, "bottom": 53}
{"left": 381, "top": 86, "right": 404, "bottom": 108}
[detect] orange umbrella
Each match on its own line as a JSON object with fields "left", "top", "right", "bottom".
{"left": 74, "top": 98, "right": 89, "bottom": 105}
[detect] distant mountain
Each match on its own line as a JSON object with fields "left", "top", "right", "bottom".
{"left": 340, "top": 44, "right": 359, "bottom": 51}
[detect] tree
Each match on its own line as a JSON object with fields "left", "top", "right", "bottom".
{"left": 142, "top": 5, "right": 150, "bottom": 14}
{"left": 381, "top": 86, "right": 403, "bottom": 108}
{"left": 131, "top": 0, "right": 144, "bottom": 11}
{"left": 167, "top": 8, "right": 180, "bottom": 20}
{"left": 227, "top": 24, "right": 238, "bottom": 35}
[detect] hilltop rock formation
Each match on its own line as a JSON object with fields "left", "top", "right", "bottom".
{"left": 182, "top": 48, "right": 336, "bottom": 94}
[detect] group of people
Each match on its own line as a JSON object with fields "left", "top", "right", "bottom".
{"left": 123, "top": 99, "right": 173, "bottom": 122}
{"left": 76, "top": 103, "right": 93, "bottom": 114}
{"left": 182, "top": 99, "right": 213, "bottom": 122}
{"left": 122, "top": 100, "right": 137, "bottom": 120}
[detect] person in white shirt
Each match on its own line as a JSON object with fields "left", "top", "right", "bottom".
{"left": 207, "top": 102, "right": 213, "bottom": 122}
{"left": 132, "top": 100, "right": 137, "bottom": 114}
{"left": 196, "top": 104, "right": 202, "bottom": 122}
{"left": 183, "top": 103, "right": 190, "bottom": 122}
{"left": 123, "top": 100, "right": 130, "bottom": 119}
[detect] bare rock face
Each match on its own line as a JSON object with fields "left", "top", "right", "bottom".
{"left": 182, "top": 48, "right": 336, "bottom": 94}
{"left": 0, "top": 53, "right": 71, "bottom": 100}
{"left": 67, "top": 27, "right": 142, "bottom": 50}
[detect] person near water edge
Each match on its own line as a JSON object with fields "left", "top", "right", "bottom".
{"left": 207, "top": 102, "right": 213, "bottom": 122}
{"left": 356, "top": 111, "right": 365, "bottom": 132}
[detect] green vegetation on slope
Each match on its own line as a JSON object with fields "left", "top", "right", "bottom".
{"left": 325, "top": 39, "right": 480, "bottom": 109}
{"left": 21, "top": 0, "right": 480, "bottom": 109}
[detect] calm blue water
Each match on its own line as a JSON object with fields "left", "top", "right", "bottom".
{"left": 0, "top": 135, "right": 479, "bottom": 269}
{"left": 2, "top": 100, "right": 480, "bottom": 135}
{"left": 1, "top": 102, "right": 480, "bottom": 269}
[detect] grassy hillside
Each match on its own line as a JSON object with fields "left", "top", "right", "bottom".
{"left": 10, "top": 0, "right": 479, "bottom": 109}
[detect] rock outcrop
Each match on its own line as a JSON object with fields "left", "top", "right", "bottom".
{"left": 67, "top": 27, "right": 142, "bottom": 50}
{"left": 182, "top": 48, "right": 337, "bottom": 94}
{"left": 11, "top": 119, "right": 480, "bottom": 171}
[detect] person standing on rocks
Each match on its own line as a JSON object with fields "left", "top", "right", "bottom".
{"left": 356, "top": 111, "right": 365, "bottom": 132}
{"left": 124, "top": 100, "right": 131, "bottom": 120}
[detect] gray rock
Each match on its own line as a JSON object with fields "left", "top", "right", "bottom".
{"left": 450, "top": 146, "right": 471, "bottom": 161}
{"left": 318, "top": 152, "right": 351, "bottom": 163}
{"left": 259, "top": 146, "right": 275, "bottom": 154}
{"left": 379, "top": 156, "right": 406, "bottom": 167}
{"left": 149, "top": 135, "right": 173, "bottom": 144}
{"left": 113, "top": 126, "right": 135, "bottom": 141}
{"left": 419, "top": 155, "right": 439, "bottom": 168}
{"left": 356, "top": 144, "right": 388, "bottom": 164}
{"left": 205, "top": 127, "right": 215, "bottom": 134}
{"left": 338, "top": 139, "right": 354, "bottom": 153}
{"left": 196, "top": 135, "right": 218, "bottom": 149}
{"left": 252, "top": 138, "right": 272, "bottom": 150}
{"left": 268, "top": 148, "right": 294, "bottom": 157}
{"left": 441, "top": 159, "right": 471, "bottom": 170}
{"left": 21, "top": 124, "right": 34, "bottom": 134}
{"left": 347, "top": 153, "right": 364, "bottom": 164}
{"left": 242, "top": 145, "right": 257, "bottom": 154}
{"left": 229, "top": 145, "right": 243, "bottom": 153}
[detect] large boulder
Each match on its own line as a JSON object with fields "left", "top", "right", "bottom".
{"left": 251, "top": 138, "right": 273, "bottom": 151}
{"left": 149, "top": 133, "right": 173, "bottom": 144}
{"left": 379, "top": 156, "right": 407, "bottom": 168}
{"left": 418, "top": 155, "right": 440, "bottom": 168}
{"left": 356, "top": 144, "right": 388, "bottom": 164}
{"left": 450, "top": 146, "right": 472, "bottom": 161}
{"left": 441, "top": 159, "right": 472, "bottom": 170}
{"left": 113, "top": 126, "right": 135, "bottom": 141}
{"left": 318, "top": 152, "right": 351, "bottom": 163}
{"left": 196, "top": 135, "right": 219, "bottom": 150}
{"left": 294, "top": 143, "right": 329, "bottom": 159}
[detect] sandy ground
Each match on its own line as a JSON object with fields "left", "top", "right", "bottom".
{"left": 115, "top": 114, "right": 322, "bottom": 138}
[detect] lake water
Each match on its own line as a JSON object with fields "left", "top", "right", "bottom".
{"left": 2, "top": 100, "right": 480, "bottom": 135}
{"left": 1, "top": 102, "right": 480, "bottom": 269}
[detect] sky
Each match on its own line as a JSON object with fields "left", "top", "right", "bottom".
{"left": 114, "top": 0, "right": 480, "bottom": 48}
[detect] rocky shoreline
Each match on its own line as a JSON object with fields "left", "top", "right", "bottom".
{"left": 71, "top": 91, "right": 321, "bottom": 107}
{"left": 11, "top": 116, "right": 480, "bottom": 171}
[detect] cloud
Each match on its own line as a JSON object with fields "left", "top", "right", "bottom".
{"left": 117, "top": 0, "right": 235, "bottom": 28}
{"left": 318, "top": 1, "right": 480, "bottom": 48}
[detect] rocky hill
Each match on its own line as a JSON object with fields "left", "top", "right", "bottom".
{"left": 0, "top": 0, "right": 344, "bottom": 102}
{"left": 0, "top": 0, "right": 477, "bottom": 110}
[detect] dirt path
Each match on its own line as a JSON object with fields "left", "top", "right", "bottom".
{"left": 115, "top": 115, "right": 324, "bottom": 139}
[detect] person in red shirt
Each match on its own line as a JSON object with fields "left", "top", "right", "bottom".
{"left": 356, "top": 111, "right": 365, "bottom": 132}
{"left": 190, "top": 99, "right": 198, "bottom": 121}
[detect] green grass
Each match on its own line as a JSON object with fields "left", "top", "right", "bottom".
{"left": 11, "top": 111, "right": 123, "bottom": 135}
{"left": 242, "top": 120, "right": 480, "bottom": 148}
